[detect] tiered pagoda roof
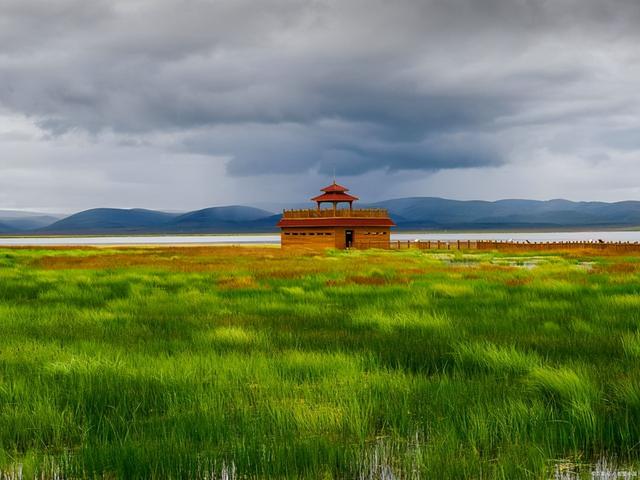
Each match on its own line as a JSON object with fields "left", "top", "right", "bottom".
{"left": 311, "top": 182, "right": 359, "bottom": 203}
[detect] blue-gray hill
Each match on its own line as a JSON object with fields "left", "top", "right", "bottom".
{"left": 0, "top": 221, "right": 17, "bottom": 234}
{"left": 40, "top": 208, "right": 178, "bottom": 234}
{"left": 0, "top": 210, "right": 63, "bottom": 232}
{"left": 167, "top": 206, "right": 277, "bottom": 232}
{"left": 0, "top": 215, "right": 62, "bottom": 231}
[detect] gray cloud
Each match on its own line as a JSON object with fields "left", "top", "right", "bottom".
{"left": 1, "top": 0, "right": 640, "bottom": 209}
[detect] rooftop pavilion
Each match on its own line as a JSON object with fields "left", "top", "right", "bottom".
{"left": 277, "top": 181, "right": 395, "bottom": 249}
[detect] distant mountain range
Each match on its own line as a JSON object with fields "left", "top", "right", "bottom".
{"left": 3, "top": 197, "right": 640, "bottom": 235}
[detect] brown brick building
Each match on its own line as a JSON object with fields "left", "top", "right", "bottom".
{"left": 277, "top": 182, "right": 395, "bottom": 249}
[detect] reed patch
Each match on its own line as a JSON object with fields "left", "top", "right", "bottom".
{"left": 0, "top": 246, "right": 638, "bottom": 478}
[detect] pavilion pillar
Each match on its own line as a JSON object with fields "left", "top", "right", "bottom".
{"left": 333, "top": 202, "right": 337, "bottom": 216}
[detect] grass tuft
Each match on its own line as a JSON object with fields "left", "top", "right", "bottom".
{"left": 454, "top": 341, "right": 540, "bottom": 375}
{"left": 622, "top": 332, "right": 640, "bottom": 358}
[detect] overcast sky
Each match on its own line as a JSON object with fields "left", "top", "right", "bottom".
{"left": 1, "top": 0, "right": 639, "bottom": 212}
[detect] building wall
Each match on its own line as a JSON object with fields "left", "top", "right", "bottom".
{"left": 280, "top": 228, "right": 336, "bottom": 249}
{"left": 281, "top": 226, "right": 391, "bottom": 249}
{"left": 357, "top": 227, "right": 391, "bottom": 248}
{"left": 334, "top": 227, "right": 391, "bottom": 249}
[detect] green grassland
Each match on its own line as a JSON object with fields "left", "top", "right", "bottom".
{"left": 1, "top": 246, "right": 640, "bottom": 478}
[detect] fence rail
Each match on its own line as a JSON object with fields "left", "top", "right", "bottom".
{"left": 353, "top": 239, "right": 640, "bottom": 252}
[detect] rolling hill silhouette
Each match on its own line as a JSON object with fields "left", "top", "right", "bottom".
{"left": 39, "top": 208, "right": 178, "bottom": 234}
{"left": 0, "top": 221, "right": 15, "bottom": 234}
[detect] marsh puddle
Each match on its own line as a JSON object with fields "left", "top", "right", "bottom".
{"left": 576, "top": 261, "right": 596, "bottom": 271}
{"left": 433, "top": 254, "right": 481, "bottom": 267}
{"left": 437, "top": 255, "right": 546, "bottom": 269}
{"left": 491, "top": 257, "right": 597, "bottom": 272}
{"left": 553, "top": 459, "right": 639, "bottom": 480}
{"left": 490, "top": 256, "right": 554, "bottom": 269}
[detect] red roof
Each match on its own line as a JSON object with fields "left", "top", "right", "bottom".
{"left": 311, "top": 192, "right": 359, "bottom": 203}
{"left": 277, "top": 217, "right": 395, "bottom": 228}
{"left": 321, "top": 182, "right": 350, "bottom": 193}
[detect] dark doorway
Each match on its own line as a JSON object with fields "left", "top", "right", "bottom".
{"left": 345, "top": 230, "right": 354, "bottom": 248}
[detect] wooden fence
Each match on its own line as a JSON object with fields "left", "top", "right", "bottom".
{"left": 353, "top": 240, "right": 478, "bottom": 250}
{"left": 353, "top": 239, "right": 640, "bottom": 253}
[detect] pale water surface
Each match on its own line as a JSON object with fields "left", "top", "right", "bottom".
{"left": 1, "top": 231, "right": 640, "bottom": 246}
{"left": 394, "top": 231, "right": 640, "bottom": 242}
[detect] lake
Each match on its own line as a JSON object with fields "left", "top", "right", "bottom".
{"left": 1, "top": 231, "right": 640, "bottom": 246}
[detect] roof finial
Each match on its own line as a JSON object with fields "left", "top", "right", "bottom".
{"left": 333, "top": 166, "right": 336, "bottom": 184}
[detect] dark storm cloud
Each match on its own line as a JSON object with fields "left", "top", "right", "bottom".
{"left": 1, "top": 0, "right": 640, "bottom": 179}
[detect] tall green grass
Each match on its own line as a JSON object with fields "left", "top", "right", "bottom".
{"left": 0, "top": 246, "right": 639, "bottom": 478}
